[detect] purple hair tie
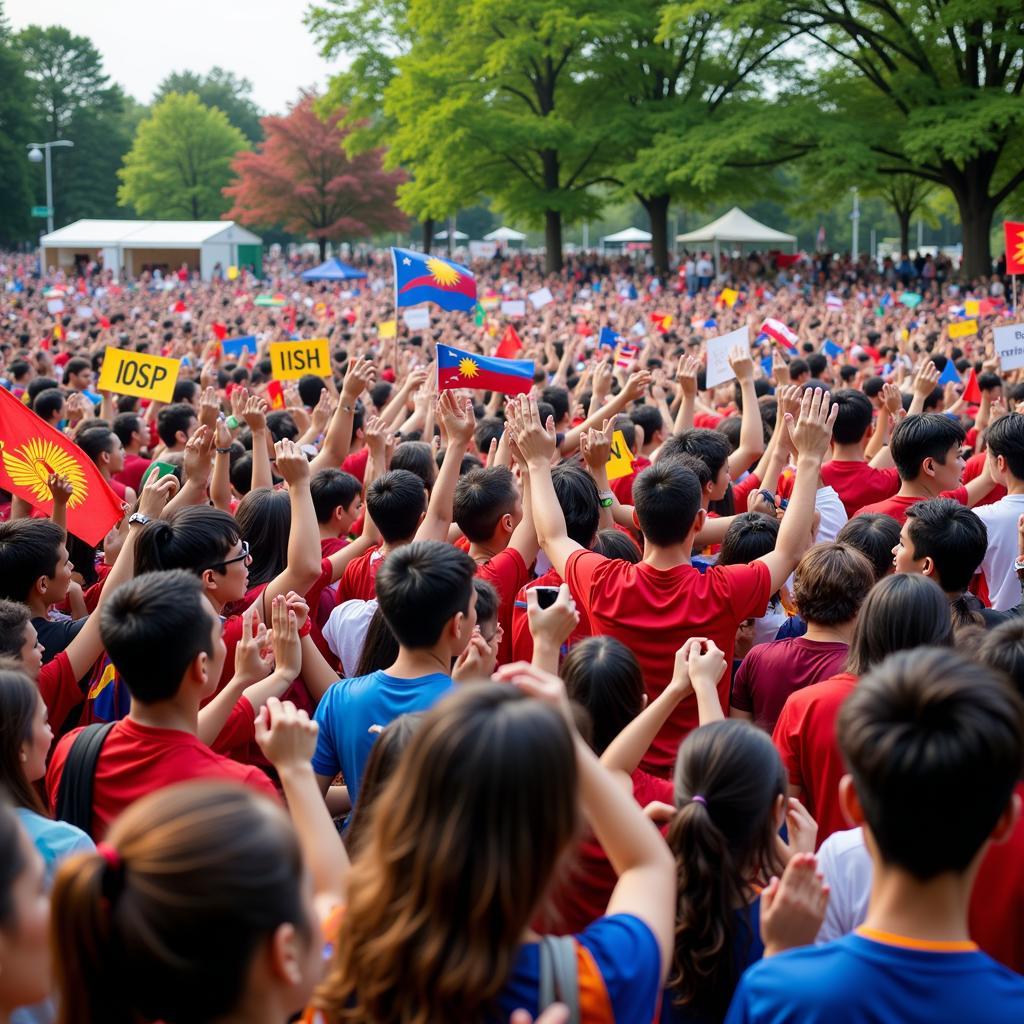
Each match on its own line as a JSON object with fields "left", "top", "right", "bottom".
{"left": 691, "top": 795, "right": 707, "bottom": 807}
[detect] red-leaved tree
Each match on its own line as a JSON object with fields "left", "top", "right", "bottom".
{"left": 224, "top": 93, "right": 407, "bottom": 259}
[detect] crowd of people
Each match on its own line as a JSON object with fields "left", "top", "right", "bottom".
{"left": 0, "top": 241, "right": 1022, "bottom": 1023}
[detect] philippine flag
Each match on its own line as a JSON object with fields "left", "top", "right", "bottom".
{"left": 437, "top": 345, "right": 534, "bottom": 395}
{"left": 392, "top": 248, "right": 477, "bottom": 312}
{"left": 760, "top": 318, "right": 798, "bottom": 352}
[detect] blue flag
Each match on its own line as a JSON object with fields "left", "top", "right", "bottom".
{"left": 599, "top": 326, "right": 622, "bottom": 349}
{"left": 221, "top": 335, "right": 257, "bottom": 359}
{"left": 938, "top": 360, "right": 961, "bottom": 386}
{"left": 391, "top": 248, "right": 477, "bottom": 312}
{"left": 823, "top": 339, "right": 843, "bottom": 359}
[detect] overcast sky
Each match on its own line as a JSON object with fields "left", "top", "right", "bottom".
{"left": 5, "top": 0, "right": 340, "bottom": 112}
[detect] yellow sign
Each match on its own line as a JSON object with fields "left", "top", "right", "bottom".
{"left": 226, "top": 265, "right": 239, "bottom": 280}
{"left": 964, "top": 300, "right": 980, "bottom": 317}
{"left": 269, "top": 338, "right": 331, "bottom": 380}
{"left": 949, "top": 319, "right": 978, "bottom": 339}
{"left": 719, "top": 288, "right": 739, "bottom": 308}
{"left": 97, "top": 347, "right": 180, "bottom": 403}
{"left": 377, "top": 320, "right": 397, "bottom": 339}
{"left": 606, "top": 429, "right": 635, "bottom": 481}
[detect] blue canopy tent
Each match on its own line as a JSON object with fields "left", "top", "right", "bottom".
{"left": 300, "top": 258, "right": 368, "bottom": 281}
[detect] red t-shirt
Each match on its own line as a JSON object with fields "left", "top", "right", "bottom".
{"left": 610, "top": 455, "right": 651, "bottom": 505}
{"left": 510, "top": 568, "right": 592, "bottom": 664}
{"left": 731, "top": 638, "right": 849, "bottom": 733}
{"left": 694, "top": 412, "right": 723, "bottom": 429}
{"left": 37, "top": 651, "right": 83, "bottom": 735}
{"left": 107, "top": 476, "right": 129, "bottom": 501}
{"left": 731, "top": 472, "right": 762, "bottom": 514}
{"left": 963, "top": 450, "right": 1005, "bottom": 507}
{"left": 771, "top": 672, "right": 858, "bottom": 844}
{"left": 854, "top": 485, "right": 969, "bottom": 526}
{"left": 114, "top": 453, "right": 152, "bottom": 493}
{"left": 335, "top": 546, "right": 384, "bottom": 604}
{"left": 566, "top": 550, "right": 772, "bottom": 774}
{"left": 341, "top": 447, "right": 370, "bottom": 483}
{"left": 46, "top": 716, "right": 279, "bottom": 840}
{"left": 543, "top": 768, "right": 674, "bottom": 935}
{"left": 476, "top": 548, "right": 530, "bottom": 666}
{"left": 320, "top": 536, "right": 349, "bottom": 558}
{"left": 820, "top": 461, "right": 900, "bottom": 518}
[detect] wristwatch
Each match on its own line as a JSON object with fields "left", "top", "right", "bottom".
{"left": 127, "top": 512, "right": 152, "bottom": 528}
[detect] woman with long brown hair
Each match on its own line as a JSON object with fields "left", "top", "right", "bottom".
{"left": 309, "top": 666, "right": 676, "bottom": 1024}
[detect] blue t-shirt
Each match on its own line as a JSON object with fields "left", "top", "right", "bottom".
{"left": 496, "top": 914, "right": 661, "bottom": 1024}
{"left": 662, "top": 900, "right": 763, "bottom": 1023}
{"left": 725, "top": 931, "right": 1024, "bottom": 1023}
{"left": 312, "top": 670, "right": 452, "bottom": 805}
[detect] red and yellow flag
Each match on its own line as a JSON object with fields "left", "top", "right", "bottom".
{"left": 0, "top": 387, "right": 125, "bottom": 545}
{"left": 1005, "top": 221, "right": 1024, "bottom": 276}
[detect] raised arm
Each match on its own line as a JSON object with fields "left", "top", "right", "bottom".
{"left": 415, "top": 391, "right": 475, "bottom": 543}
{"left": 309, "top": 357, "right": 376, "bottom": 474}
{"left": 727, "top": 347, "right": 765, "bottom": 476}
{"left": 559, "top": 370, "right": 651, "bottom": 456}
{"left": 673, "top": 355, "right": 699, "bottom": 434}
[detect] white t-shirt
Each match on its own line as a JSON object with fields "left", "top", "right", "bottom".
{"left": 696, "top": 258, "right": 713, "bottom": 277}
{"left": 322, "top": 598, "right": 379, "bottom": 677}
{"left": 815, "top": 827, "right": 872, "bottom": 943}
{"left": 815, "top": 486, "right": 848, "bottom": 544}
{"left": 975, "top": 493, "right": 1024, "bottom": 611}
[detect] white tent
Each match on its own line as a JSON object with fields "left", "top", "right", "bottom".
{"left": 676, "top": 207, "right": 796, "bottom": 279}
{"left": 484, "top": 226, "right": 527, "bottom": 242}
{"left": 40, "top": 219, "right": 263, "bottom": 281}
{"left": 601, "top": 227, "right": 653, "bottom": 245}
{"left": 434, "top": 229, "right": 469, "bottom": 241}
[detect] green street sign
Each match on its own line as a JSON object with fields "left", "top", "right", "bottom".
{"left": 31, "top": 206, "right": 53, "bottom": 218}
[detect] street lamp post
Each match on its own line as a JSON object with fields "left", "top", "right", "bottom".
{"left": 26, "top": 140, "right": 74, "bottom": 234}
{"left": 850, "top": 187, "right": 860, "bottom": 262}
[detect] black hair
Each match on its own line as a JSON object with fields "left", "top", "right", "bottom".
{"left": 657, "top": 450, "right": 712, "bottom": 490}
{"left": 27, "top": 377, "right": 59, "bottom": 402}
{"left": 592, "top": 528, "right": 641, "bottom": 562}
{"left": 540, "top": 386, "right": 570, "bottom": 425}
{"left": 474, "top": 417, "right": 505, "bottom": 453}
{"left": 112, "top": 411, "right": 144, "bottom": 447}
{"left": 660, "top": 429, "right": 731, "bottom": 481}
{"left": 904, "top": 498, "right": 987, "bottom": 593}
{"left": 551, "top": 462, "right": 600, "bottom": 548}
{"left": 0, "top": 801, "right": 25, "bottom": 929}
{"left": 369, "top": 380, "right": 393, "bottom": 411}
{"left": 311, "top": 469, "right": 362, "bottom": 525}
{"left": 235, "top": 488, "right": 290, "bottom": 588}
{"left": 156, "top": 403, "right": 197, "bottom": 447}
{"left": 839, "top": 647, "right": 1024, "bottom": 879}
{"left": 390, "top": 441, "right": 437, "bottom": 491}
{"left": 472, "top": 577, "right": 499, "bottom": 626}
{"left": 788, "top": 358, "right": 809, "bottom": 380}
{"left": 829, "top": 388, "right": 874, "bottom": 445}
{"left": 633, "top": 462, "right": 702, "bottom": 546}
{"left": 65, "top": 357, "right": 91, "bottom": 378}
{"left": 375, "top": 540, "right": 476, "bottom": 649}
{"left": 366, "top": 470, "right": 427, "bottom": 544}
{"left": 172, "top": 379, "right": 198, "bottom": 404}
{"left": 985, "top": 411, "right": 1024, "bottom": 481}
{"left": 32, "top": 387, "right": 65, "bottom": 421}
{"left": 135, "top": 506, "right": 239, "bottom": 576}
{"left": 454, "top": 467, "right": 519, "bottom": 543}
{"left": 718, "top": 513, "right": 779, "bottom": 566}
{"left": 76, "top": 426, "right": 117, "bottom": 463}
{"left": 836, "top": 514, "right": 901, "bottom": 581}
{"left": 297, "top": 374, "right": 326, "bottom": 408}
{"left": 862, "top": 376, "right": 885, "bottom": 399}
{"left": 890, "top": 413, "right": 965, "bottom": 481}
{"left": 630, "top": 405, "right": 663, "bottom": 448}
{"left": 265, "top": 411, "right": 298, "bottom": 442}
{"left": 100, "top": 571, "right": 216, "bottom": 703}
{"left": 355, "top": 606, "right": 399, "bottom": 677}
{"left": 0, "top": 519, "right": 65, "bottom": 602}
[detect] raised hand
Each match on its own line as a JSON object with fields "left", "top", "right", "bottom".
{"left": 182, "top": 424, "right": 215, "bottom": 486}
{"left": 760, "top": 852, "right": 829, "bottom": 956}
{"left": 436, "top": 390, "right": 475, "bottom": 448}
{"left": 579, "top": 419, "right": 612, "bottom": 473}
{"left": 506, "top": 395, "right": 557, "bottom": 466}
{"left": 273, "top": 438, "right": 311, "bottom": 485}
{"left": 47, "top": 473, "right": 73, "bottom": 507}
{"left": 785, "top": 388, "right": 837, "bottom": 463}
{"left": 525, "top": 583, "right": 580, "bottom": 649}
{"left": 254, "top": 697, "right": 320, "bottom": 772}
{"left": 343, "top": 355, "right": 376, "bottom": 400}
{"left": 242, "top": 394, "right": 269, "bottom": 433}
{"left": 728, "top": 345, "right": 754, "bottom": 382}
{"left": 138, "top": 471, "right": 180, "bottom": 518}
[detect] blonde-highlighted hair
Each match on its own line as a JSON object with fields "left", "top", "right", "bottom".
{"left": 314, "top": 683, "right": 579, "bottom": 1023}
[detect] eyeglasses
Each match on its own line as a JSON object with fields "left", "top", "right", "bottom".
{"left": 209, "top": 541, "right": 250, "bottom": 572}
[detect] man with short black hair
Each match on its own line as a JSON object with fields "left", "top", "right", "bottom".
{"left": 156, "top": 402, "right": 198, "bottom": 452}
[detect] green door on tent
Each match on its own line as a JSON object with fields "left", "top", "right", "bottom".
{"left": 237, "top": 244, "right": 262, "bottom": 278}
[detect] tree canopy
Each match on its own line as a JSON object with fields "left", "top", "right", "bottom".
{"left": 118, "top": 93, "right": 248, "bottom": 220}
{"left": 154, "top": 67, "right": 264, "bottom": 143}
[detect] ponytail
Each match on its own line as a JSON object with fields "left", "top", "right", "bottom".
{"left": 52, "top": 851, "right": 134, "bottom": 1024}
{"left": 949, "top": 593, "right": 983, "bottom": 631}
{"left": 666, "top": 721, "right": 787, "bottom": 1020}
{"left": 134, "top": 507, "right": 239, "bottom": 577}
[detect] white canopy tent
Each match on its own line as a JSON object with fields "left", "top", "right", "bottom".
{"left": 484, "top": 226, "right": 527, "bottom": 242}
{"left": 676, "top": 207, "right": 796, "bottom": 275}
{"left": 39, "top": 220, "right": 263, "bottom": 281}
{"left": 601, "top": 226, "right": 653, "bottom": 247}
{"left": 434, "top": 229, "right": 469, "bottom": 241}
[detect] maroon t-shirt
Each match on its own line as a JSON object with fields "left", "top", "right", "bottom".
{"left": 730, "top": 637, "right": 849, "bottom": 733}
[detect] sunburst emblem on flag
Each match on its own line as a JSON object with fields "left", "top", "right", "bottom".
{"left": 425, "top": 257, "right": 461, "bottom": 287}
{"left": 458, "top": 357, "right": 480, "bottom": 379}
{"left": 0, "top": 438, "right": 88, "bottom": 508}
{"left": 1013, "top": 227, "right": 1024, "bottom": 270}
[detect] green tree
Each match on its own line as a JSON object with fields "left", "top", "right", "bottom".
{"left": 17, "top": 24, "right": 134, "bottom": 226}
{"left": 154, "top": 67, "right": 264, "bottom": 143}
{"left": 677, "top": 0, "right": 1024, "bottom": 277}
{"left": 0, "top": 3, "right": 33, "bottom": 244}
{"left": 118, "top": 93, "right": 248, "bottom": 220}
{"left": 383, "top": 0, "right": 623, "bottom": 272}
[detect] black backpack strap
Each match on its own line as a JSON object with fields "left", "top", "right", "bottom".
{"left": 54, "top": 721, "right": 116, "bottom": 837}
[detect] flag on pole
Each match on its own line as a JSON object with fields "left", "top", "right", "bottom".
{"left": 1004, "top": 221, "right": 1024, "bottom": 276}
{"left": 494, "top": 325, "right": 523, "bottom": 359}
{"left": 0, "top": 387, "right": 124, "bottom": 545}
{"left": 649, "top": 312, "right": 674, "bottom": 334}
{"left": 760, "top": 318, "right": 798, "bottom": 352}
{"left": 823, "top": 339, "right": 844, "bottom": 360}
{"left": 717, "top": 288, "right": 740, "bottom": 308}
{"left": 437, "top": 345, "right": 534, "bottom": 395}
{"left": 267, "top": 380, "right": 286, "bottom": 410}
{"left": 962, "top": 368, "right": 982, "bottom": 404}
{"left": 599, "top": 327, "right": 622, "bottom": 349}
{"left": 212, "top": 322, "right": 227, "bottom": 341}
{"left": 616, "top": 344, "right": 640, "bottom": 369}
{"left": 392, "top": 248, "right": 477, "bottom": 312}
{"left": 937, "top": 360, "right": 961, "bottom": 387}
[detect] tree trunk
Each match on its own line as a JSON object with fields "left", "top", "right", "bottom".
{"left": 544, "top": 210, "right": 563, "bottom": 274}
{"left": 896, "top": 209, "right": 910, "bottom": 257}
{"left": 641, "top": 193, "right": 671, "bottom": 276}
{"left": 318, "top": 236, "right": 328, "bottom": 261}
{"left": 422, "top": 217, "right": 435, "bottom": 252}
{"left": 955, "top": 187, "right": 995, "bottom": 281}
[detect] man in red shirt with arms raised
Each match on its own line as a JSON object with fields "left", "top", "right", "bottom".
{"left": 508, "top": 386, "right": 837, "bottom": 776}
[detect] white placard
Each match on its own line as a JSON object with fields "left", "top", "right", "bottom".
{"left": 402, "top": 307, "right": 431, "bottom": 331}
{"left": 501, "top": 299, "right": 526, "bottom": 317}
{"left": 75, "top": 306, "right": 93, "bottom": 318}
{"left": 528, "top": 287, "right": 554, "bottom": 309}
{"left": 469, "top": 240, "right": 498, "bottom": 259}
{"left": 46, "top": 298, "right": 64, "bottom": 314}
{"left": 630, "top": 320, "right": 647, "bottom": 337}
{"left": 995, "top": 322, "right": 1024, "bottom": 371}
{"left": 705, "top": 326, "right": 749, "bottom": 388}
